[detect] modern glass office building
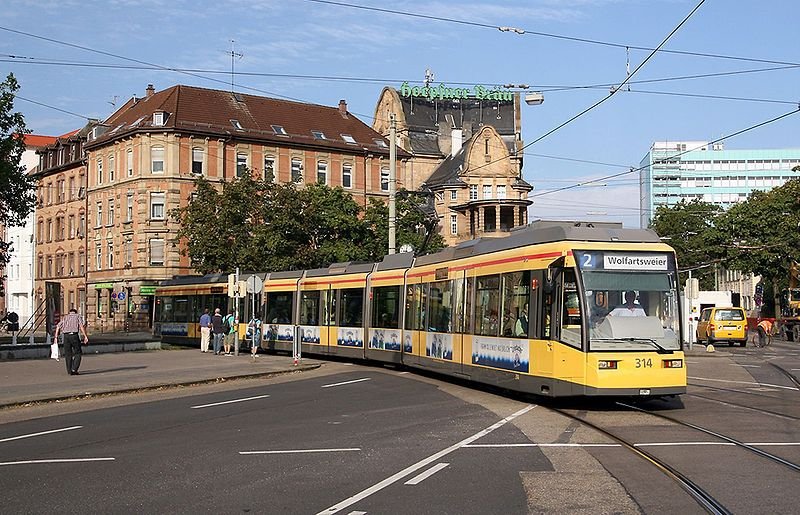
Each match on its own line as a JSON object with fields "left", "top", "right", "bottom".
{"left": 639, "top": 141, "right": 800, "bottom": 227}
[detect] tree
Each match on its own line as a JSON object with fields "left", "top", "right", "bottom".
{"left": 649, "top": 200, "right": 721, "bottom": 290}
{"left": 362, "top": 189, "right": 445, "bottom": 259}
{"left": 0, "top": 73, "right": 33, "bottom": 296}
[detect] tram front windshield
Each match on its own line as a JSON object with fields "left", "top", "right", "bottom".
{"left": 582, "top": 270, "right": 681, "bottom": 351}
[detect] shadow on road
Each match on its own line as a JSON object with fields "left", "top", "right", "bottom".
{"left": 80, "top": 366, "right": 149, "bottom": 375}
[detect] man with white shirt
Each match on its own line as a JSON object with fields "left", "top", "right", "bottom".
{"left": 608, "top": 291, "right": 646, "bottom": 317}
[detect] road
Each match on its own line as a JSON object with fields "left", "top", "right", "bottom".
{"left": 1, "top": 342, "right": 799, "bottom": 514}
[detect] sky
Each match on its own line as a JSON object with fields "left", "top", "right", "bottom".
{"left": 2, "top": 0, "right": 799, "bottom": 229}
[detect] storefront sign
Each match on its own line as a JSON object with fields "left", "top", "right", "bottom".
{"left": 140, "top": 286, "right": 157, "bottom": 295}
{"left": 94, "top": 282, "right": 114, "bottom": 289}
{"left": 399, "top": 82, "right": 513, "bottom": 102}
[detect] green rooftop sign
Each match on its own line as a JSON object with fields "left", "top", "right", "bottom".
{"left": 140, "top": 286, "right": 157, "bottom": 295}
{"left": 400, "top": 82, "right": 513, "bottom": 102}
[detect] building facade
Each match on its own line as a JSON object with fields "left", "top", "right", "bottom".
{"left": 639, "top": 141, "right": 800, "bottom": 227}
{"left": 33, "top": 127, "right": 92, "bottom": 321}
{"left": 373, "top": 86, "right": 532, "bottom": 247}
{"left": 3, "top": 134, "right": 57, "bottom": 326}
{"left": 76, "top": 84, "right": 397, "bottom": 332}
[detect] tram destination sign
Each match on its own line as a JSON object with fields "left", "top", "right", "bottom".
{"left": 576, "top": 251, "right": 670, "bottom": 271}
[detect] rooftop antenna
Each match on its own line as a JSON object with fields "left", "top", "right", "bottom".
{"left": 228, "top": 39, "right": 244, "bottom": 93}
{"left": 424, "top": 67, "right": 434, "bottom": 87}
{"left": 107, "top": 95, "right": 119, "bottom": 109}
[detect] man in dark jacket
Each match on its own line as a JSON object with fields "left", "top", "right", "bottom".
{"left": 211, "top": 308, "right": 225, "bottom": 355}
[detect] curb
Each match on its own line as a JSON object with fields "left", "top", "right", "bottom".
{"left": 0, "top": 363, "right": 322, "bottom": 411}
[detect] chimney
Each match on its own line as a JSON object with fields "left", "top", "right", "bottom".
{"left": 146, "top": 84, "right": 155, "bottom": 97}
{"left": 338, "top": 99, "right": 347, "bottom": 116}
{"left": 451, "top": 129, "right": 463, "bottom": 156}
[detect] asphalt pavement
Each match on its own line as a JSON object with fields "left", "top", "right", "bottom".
{"left": 0, "top": 347, "right": 320, "bottom": 409}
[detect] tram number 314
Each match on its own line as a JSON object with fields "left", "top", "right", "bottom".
{"left": 635, "top": 358, "right": 653, "bottom": 368}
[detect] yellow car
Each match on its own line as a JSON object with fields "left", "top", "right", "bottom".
{"left": 696, "top": 307, "right": 748, "bottom": 347}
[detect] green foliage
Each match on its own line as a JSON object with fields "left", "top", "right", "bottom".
{"left": 171, "top": 177, "right": 443, "bottom": 274}
{"left": 362, "top": 189, "right": 445, "bottom": 258}
{"left": 0, "top": 73, "right": 33, "bottom": 288}
{"left": 649, "top": 200, "right": 721, "bottom": 289}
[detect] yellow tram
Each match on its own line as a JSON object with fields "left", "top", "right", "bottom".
{"left": 156, "top": 221, "right": 687, "bottom": 397}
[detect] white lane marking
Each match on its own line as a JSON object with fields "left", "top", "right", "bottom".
{"left": 690, "top": 376, "right": 799, "bottom": 391}
{"left": 464, "top": 443, "right": 620, "bottom": 448}
{"left": 347, "top": 512, "right": 367, "bottom": 515}
{"left": 398, "top": 371, "right": 410, "bottom": 375}
{"left": 317, "top": 404, "right": 535, "bottom": 514}
{"left": 190, "top": 394, "right": 270, "bottom": 409}
{"left": 0, "top": 457, "right": 115, "bottom": 466}
{"left": 0, "top": 426, "right": 82, "bottom": 444}
{"left": 240, "top": 448, "right": 360, "bottom": 455}
{"left": 636, "top": 442, "right": 800, "bottom": 447}
{"left": 736, "top": 364, "right": 761, "bottom": 368}
{"left": 404, "top": 462, "right": 449, "bottom": 485}
{"left": 321, "top": 378, "right": 371, "bottom": 388}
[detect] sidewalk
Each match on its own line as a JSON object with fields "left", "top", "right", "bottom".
{"left": 0, "top": 348, "right": 320, "bottom": 409}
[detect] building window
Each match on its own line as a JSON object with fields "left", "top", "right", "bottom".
{"left": 79, "top": 252, "right": 85, "bottom": 275}
{"left": 47, "top": 219, "right": 52, "bottom": 241}
{"left": 96, "top": 202, "right": 103, "bottom": 228}
{"left": 497, "top": 185, "right": 506, "bottom": 199}
{"left": 78, "top": 213, "right": 85, "bottom": 238}
{"left": 68, "top": 177, "right": 75, "bottom": 200}
{"left": 150, "top": 192, "right": 165, "bottom": 220}
{"left": 95, "top": 244, "right": 102, "bottom": 271}
{"left": 58, "top": 180, "right": 65, "bottom": 202}
{"left": 151, "top": 146, "right": 164, "bottom": 173}
{"left": 342, "top": 164, "right": 352, "bottom": 189}
{"left": 311, "top": 130, "right": 326, "bottom": 140}
{"left": 127, "top": 148, "right": 133, "bottom": 177}
{"left": 192, "top": 147, "right": 203, "bottom": 175}
{"left": 37, "top": 220, "right": 43, "bottom": 243}
{"left": 108, "top": 199, "right": 115, "bottom": 226}
{"left": 149, "top": 238, "right": 165, "bottom": 266}
{"left": 317, "top": 161, "right": 327, "bottom": 185}
{"left": 450, "top": 214, "right": 457, "bottom": 235}
{"left": 97, "top": 158, "right": 103, "bottom": 184}
{"left": 109, "top": 155, "right": 115, "bottom": 182}
{"left": 126, "top": 193, "right": 133, "bottom": 222}
{"left": 236, "top": 152, "right": 248, "bottom": 177}
{"left": 450, "top": 190, "right": 457, "bottom": 201}
{"left": 107, "top": 241, "right": 114, "bottom": 269}
{"left": 264, "top": 156, "right": 275, "bottom": 182}
{"left": 291, "top": 158, "right": 303, "bottom": 183}
{"left": 469, "top": 185, "right": 478, "bottom": 200}
{"left": 380, "top": 167, "right": 389, "bottom": 191}
{"left": 125, "top": 239, "right": 132, "bottom": 267}
{"left": 483, "top": 184, "right": 492, "bottom": 199}
{"left": 68, "top": 215, "right": 75, "bottom": 238}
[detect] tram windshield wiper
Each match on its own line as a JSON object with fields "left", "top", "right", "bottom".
{"left": 593, "top": 337, "right": 671, "bottom": 353}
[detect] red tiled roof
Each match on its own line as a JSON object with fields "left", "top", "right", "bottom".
{"left": 90, "top": 84, "right": 399, "bottom": 155}
{"left": 24, "top": 134, "right": 57, "bottom": 148}
{"left": 58, "top": 129, "right": 80, "bottom": 139}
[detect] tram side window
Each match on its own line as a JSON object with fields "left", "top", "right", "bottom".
{"left": 475, "top": 275, "right": 501, "bottom": 337}
{"left": 174, "top": 296, "right": 190, "bottom": 322}
{"left": 300, "top": 290, "right": 320, "bottom": 325}
{"left": 322, "top": 289, "right": 336, "bottom": 326}
{"left": 561, "top": 270, "right": 582, "bottom": 347}
{"left": 463, "top": 278, "right": 474, "bottom": 334}
{"left": 266, "top": 292, "right": 293, "bottom": 324}
{"left": 405, "top": 284, "right": 424, "bottom": 331}
{"left": 159, "top": 296, "right": 173, "bottom": 322}
{"left": 451, "top": 277, "right": 465, "bottom": 333}
{"left": 427, "top": 280, "right": 452, "bottom": 333}
{"left": 501, "top": 271, "right": 530, "bottom": 338}
{"left": 371, "top": 286, "right": 400, "bottom": 329}
{"left": 339, "top": 288, "right": 363, "bottom": 326}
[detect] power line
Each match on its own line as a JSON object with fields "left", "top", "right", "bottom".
{"left": 302, "top": 0, "right": 799, "bottom": 67}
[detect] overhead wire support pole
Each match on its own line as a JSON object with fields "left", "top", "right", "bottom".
{"left": 389, "top": 112, "right": 397, "bottom": 255}
{"left": 229, "top": 39, "right": 243, "bottom": 93}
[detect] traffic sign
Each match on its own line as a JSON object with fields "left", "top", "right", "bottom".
{"left": 118, "top": 291, "right": 126, "bottom": 301}
{"left": 246, "top": 275, "right": 263, "bottom": 294}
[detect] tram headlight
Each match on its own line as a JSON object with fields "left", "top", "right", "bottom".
{"left": 663, "top": 359, "right": 683, "bottom": 368}
{"left": 597, "top": 360, "right": 618, "bottom": 370}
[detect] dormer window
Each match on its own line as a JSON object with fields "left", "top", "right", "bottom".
{"left": 374, "top": 139, "right": 388, "bottom": 148}
{"left": 311, "top": 130, "right": 326, "bottom": 140}
{"left": 272, "top": 125, "right": 287, "bottom": 136}
{"left": 153, "top": 111, "right": 166, "bottom": 127}
{"left": 230, "top": 119, "right": 244, "bottom": 131}
{"left": 341, "top": 134, "right": 356, "bottom": 144}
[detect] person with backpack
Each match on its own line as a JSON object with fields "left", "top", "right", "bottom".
{"left": 248, "top": 314, "right": 262, "bottom": 359}
{"left": 223, "top": 309, "right": 236, "bottom": 356}
{"left": 211, "top": 308, "right": 225, "bottom": 355}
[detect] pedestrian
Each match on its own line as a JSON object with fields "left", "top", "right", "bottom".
{"left": 249, "top": 313, "right": 262, "bottom": 359}
{"left": 199, "top": 308, "right": 211, "bottom": 353}
{"left": 223, "top": 309, "right": 236, "bottom": 356}
{"left": 53, "top": 307, "right": 89, "bottom": 376}
{"left": 211, "top": 308, "right": 224, "bottom": 355}
{"left": 514, "top": 303, "right": 529, "bottom": 337}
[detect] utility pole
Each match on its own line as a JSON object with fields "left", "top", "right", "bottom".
{"left": 228, "top": 40, "right": 243, "bottom": 93}
{"left": 388, "top": 112, "right": 397, "bottom": 255}
{"left": 234, "top": 266, "right": 240, "bottom": 356}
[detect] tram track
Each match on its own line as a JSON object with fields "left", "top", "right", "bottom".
{"left": 768, "top": 362, "right": 800, "bottom": 389}
{"left": 686, "top": 392, "right": 800, "bottom": 421}
{"left": 546, "top": 406, "right": 732, "bottom": 515}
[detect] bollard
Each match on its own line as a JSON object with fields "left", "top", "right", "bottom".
{"left": 29, "top": 334, "right": 34, "bottom": 345}
{"left": 12, "top": 332, "right": 17, "bottom": 345}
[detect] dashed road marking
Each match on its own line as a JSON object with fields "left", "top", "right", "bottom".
{"left": 0, "top": 426, "right": 82, "bottom": 444}
{"left": 190, "top": 394, "right": 270, "bottom": 409}
{"left": 321, "top": 378, "right": 371, "bottom": 388}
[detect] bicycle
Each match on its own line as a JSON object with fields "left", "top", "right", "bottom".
{"left": 751, "top": 325, "right": 774, "bottom": 348}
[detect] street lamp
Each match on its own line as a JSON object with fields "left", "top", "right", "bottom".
{"left": 524, "top": 92, "right": 544, "bottom": 105}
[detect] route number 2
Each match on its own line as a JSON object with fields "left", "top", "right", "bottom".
{"left": 635, "top": 358, "right": 653, "bottom": 368}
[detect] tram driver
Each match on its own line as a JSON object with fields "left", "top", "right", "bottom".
{"left": 608, "top": 291, "right": 646, "bottom": 317}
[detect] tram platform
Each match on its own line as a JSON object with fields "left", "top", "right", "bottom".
{"left": 0, "top": 346, "right": 320, "bottom": 409}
